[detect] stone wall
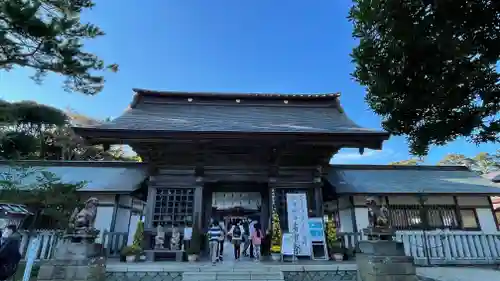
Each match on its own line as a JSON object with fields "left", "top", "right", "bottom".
{"left": 106, "top": 272, "right": 182, "bottom": 281}
{"left": 283, "top": 271, "right": 357, "bottom": 281}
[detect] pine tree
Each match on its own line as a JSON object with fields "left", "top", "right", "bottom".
{"left": 0, "top": 0, "right": 118, "bottom": 95}
{"left": 132, "top": 220, "right": 144, "bottom": 249}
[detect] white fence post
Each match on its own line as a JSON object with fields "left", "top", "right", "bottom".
{"left": 339, "top": 230, "right": 500, "bottom": 266}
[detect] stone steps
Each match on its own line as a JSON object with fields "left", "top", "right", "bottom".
{"left": 182, "top": 271, "right": 284, "bottom": 281}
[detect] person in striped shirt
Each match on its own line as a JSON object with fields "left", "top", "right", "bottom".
{"left": 207, "top": 221, "right": 222, "bottom": 265}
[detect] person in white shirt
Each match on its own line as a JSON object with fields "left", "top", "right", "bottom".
{"left": 245, "top": 219, "right": 257, "bottom": 257}
{"left": 227, "top": 221, "right": 245, "bottom": 260}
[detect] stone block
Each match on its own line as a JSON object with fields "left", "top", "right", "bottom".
{"left": 357, "top": 240, "right": 418, "bottom": 281}
{"left": 183, "top": 272, "right": 217, "bottom": 281}
{"left": 250, "top": 272, "right": 283, "bottom": 280}
{"left": 37, "top": 256, "right": 106, "bottom": 281}
{"left": 358, "top": 240, "right": 405, "bottom": 256}
{"left": 216, "top": 272, "right": 252, "bottom": 280}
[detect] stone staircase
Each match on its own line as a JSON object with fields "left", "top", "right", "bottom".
{"left": 182, "top": 270, "right": 284, "bottom": 281}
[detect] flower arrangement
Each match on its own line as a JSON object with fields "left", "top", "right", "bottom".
{"left": 270, "top": 210, "right": 282, "bottom": 253}
{"left": 325, "top": 215, "right": 338, "bottom": 250}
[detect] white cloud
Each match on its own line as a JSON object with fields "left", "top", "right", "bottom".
{"left": 330, "top": 148, "right": 395, "bottom": 164}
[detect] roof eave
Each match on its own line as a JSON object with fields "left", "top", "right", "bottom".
{"left": 72, "top": 127, "right": 390, "bottom": 148}
{"left": 0, "top": 159, "right": 147, "bottom": 168}
{"left": 333, "top": 191, "right": 500, "bottom": 196}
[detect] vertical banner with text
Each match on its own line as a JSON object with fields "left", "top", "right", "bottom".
{"left": 286, "top": 193, "right": 311, "bottom": 256}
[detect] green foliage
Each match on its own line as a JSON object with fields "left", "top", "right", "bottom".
{"left": 0, "top": 100, "right": 141, "bottom": 161}
{"left": 186, "top": 216, "right": 201, "bottom": 255}
{"left": 270, "top": 209, "right": 282, "bottom": 253}
{"left": 132, "top": 220, "right": 144, "bottom": 250}
{"left": 389, "top": 158, "right": 424, "bottom": 165}
{"left": 121, "top": 245, "right": 141, "bottom": 256}
{"left": 0, "top": 0, "right": 118, "bottom": 95}
{"left": 349, "top": 0, "right": 500, "bottom": 156}
{"left": 438, "top": 151, "right": 499, "bottom": 174}
{"left": 0, "top": 165, "right": 84, "bottom": 229}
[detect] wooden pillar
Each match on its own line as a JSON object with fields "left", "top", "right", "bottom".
{"left": 314, "top": 183, "right": 324, "bottom": 217}
{"left": 193, "top": 177, "right": 204, "bottom": 229}
{"left": 260, "top": 187, "right": 270, "bottom": 232}
{"left": 145, "top": 183, "right": 157, "bottom": 229}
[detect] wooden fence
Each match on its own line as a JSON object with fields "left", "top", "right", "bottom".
{"left": 17, "top": 229, "right": 128, "bottom": 260}
{"left": 339, "top": 230, "right": 500, "bottom": 265}
{"left": 18, "top": 229, "right": 500, "bottom": 265}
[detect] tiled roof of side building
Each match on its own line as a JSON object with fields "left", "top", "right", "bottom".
{"left": 324, "top": 165, "right": 500, "bottom": 195}
{"left": 0, "top": 161, "right": 147, "bottom": 192}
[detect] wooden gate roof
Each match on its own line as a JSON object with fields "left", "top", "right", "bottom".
{"left": 73, "top": 89, "right": 389, "bottom": 146}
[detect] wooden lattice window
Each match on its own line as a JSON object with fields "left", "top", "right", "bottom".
{"left": 153, "top": 188, "right": 194, "bottom": 227}
{"left": 427, "top": 205, "right": 460, "bottom": 229}
{"left": 388, "top": 204, "right": 460, "bottom": 230}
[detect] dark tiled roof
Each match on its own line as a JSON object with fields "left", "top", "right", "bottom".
{"left": 76, "top": 89, "right": 387, "bottom": 135}
{"left": 324, "top": 165, "right": 500, "bottom": 194}
{"left": 91, "top": 103, "right": 383, "bottom": 134}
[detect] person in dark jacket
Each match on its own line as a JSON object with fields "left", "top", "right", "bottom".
{"left": 0, "top": 225, "right": 22, "bottom": 281}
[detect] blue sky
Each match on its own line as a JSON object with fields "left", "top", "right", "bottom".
{"left": 0, "top": 0, "right": 497, "bottom": 164}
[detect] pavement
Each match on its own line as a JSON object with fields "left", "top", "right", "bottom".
{"left": 417, "top": 267, "right": 500, "bottom": 281}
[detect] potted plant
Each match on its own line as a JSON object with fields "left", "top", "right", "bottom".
{"left": 133, "top": 220, "right": 147, "bottom": 262}
{"left": 186, "top": 216, "right": 201, "bottom": 262}
{"left": 270, "top": 210, "right": 282, "bottom": 261}
{"left": 325, "top": 214, "right": 343, "bottom": 261}
{"left": 121, "top": 245, "right": 141, "bottom": 262}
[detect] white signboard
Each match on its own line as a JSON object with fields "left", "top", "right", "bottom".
{"left": 183, "top": 227, "right": 192, "bottom": 240}
{"left": 23, "top": 237, "right": 41, "bottom": 281}
{"left": 308, "top": 217, "right": 329, "bottom": 261}
{"left": 286, "top": 193, "right": 311, "bottom": 256}
{"left": 308, "top": 217, "right": 326, "bottom": 242}
{"left": 281, "top": 233, "right": 294, "bottom": 255}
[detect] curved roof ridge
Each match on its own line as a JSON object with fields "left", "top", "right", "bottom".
{"left": 131, "top": 88, "right": 341, "bottom": 107}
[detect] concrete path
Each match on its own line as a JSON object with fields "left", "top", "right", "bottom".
{"left": 417, "top": 267, "right": 500, "bottom": 281}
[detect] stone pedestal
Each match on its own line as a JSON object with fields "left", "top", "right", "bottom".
{"left": 37, "top": 238, "right": 106, "bottom": 281}
{"left": 356, "top": 240, "right": 418, "bottom": 281}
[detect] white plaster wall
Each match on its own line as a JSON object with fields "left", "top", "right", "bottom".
{"left": 354, "top": 207, "right": 369, "bottom": 232}
{"left": 94, "top": 206, "right": 114, "bottom": 242}
{"left": 115, "top": 207, "right": 131, "bottom": 232}
{"left": 127, "top": 214, "right": 142, "bottom": 245}
{"left": 476, "top": 208, "right": 498, "bottom": 233}
{"left": 339, "top": 209, "right": 354, "bottom": 232}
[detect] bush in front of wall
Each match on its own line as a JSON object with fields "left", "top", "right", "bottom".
{"left": 121, "top": 245, "right": 141, "bottom": 256}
